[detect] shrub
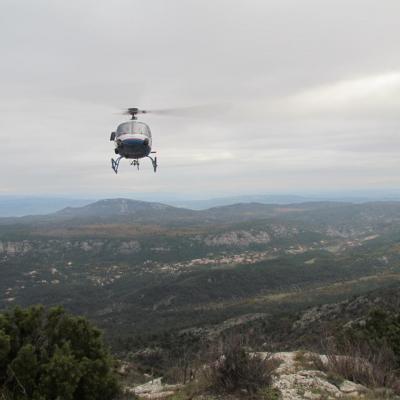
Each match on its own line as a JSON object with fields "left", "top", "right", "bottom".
{"left": 205, "top": 336, "right": 279, "bottom": 395}
{"left": 346, "top": 309, "right": 400, "bottom": 368}
{"left": 0, "top": 305, "right": 120, "bottom": 400}
{"left": 311, "top": 339, "right": 400, "bottom": 393}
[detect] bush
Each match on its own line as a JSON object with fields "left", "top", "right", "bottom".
{"left": 346, "top": 309, "right": 400, "bottom": 368}
{"left": 206, "top": 336, "right": 279, "bottom": 395}
{"left": 311, "top": 339, "right": 400, "bottom": 393}
{"left": 0, "top": 305, "right": 120, "bottom": 400}
{"left": 309, "top": 309, "right": 400, "bottom": 394}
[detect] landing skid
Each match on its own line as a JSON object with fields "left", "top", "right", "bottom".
{"left": 111, "top": 155, "right": 158, "bottom": 174}
{"left": 111, "top": 156, "right": 122, "bottom": 174}
{"left": 147, "top": 155, "right": 158, "bottom": 173}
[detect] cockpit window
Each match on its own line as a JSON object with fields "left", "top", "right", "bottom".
{"left": 116, "top": 121, "right": 152, "bottom": 137}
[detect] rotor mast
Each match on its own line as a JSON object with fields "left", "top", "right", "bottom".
{"left": 126, "top": 107, "right": 147, "bottom": 120}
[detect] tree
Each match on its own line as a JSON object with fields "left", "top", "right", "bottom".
{"left": 0, "top": 305, "right": 119, "bottom": 400}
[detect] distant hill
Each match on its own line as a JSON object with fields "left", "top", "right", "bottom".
{"left": 2, "top": 198, "right": 400, "bottom": 231}
{"left": 56, "top": 198, "right": 177, "bottom": 217}
{"left": 169, "top": 195, "right": 310, "bottom": 209}
{"left": 167, "top": 192, "right": 400, "bottom": 209}
{"left": 3, "top": 191, "right": 400, "bottom": 216}
{"left": 0, "top": 196, "right": 92, "bottom": 217}
{"left": 0, "top": 198, "right": 201, "bottom": 227}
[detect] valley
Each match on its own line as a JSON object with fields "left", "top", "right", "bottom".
{"left": 1, "top": 199, "right": 400, "bottom": 351}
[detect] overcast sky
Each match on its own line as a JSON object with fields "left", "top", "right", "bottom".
{"left": 1, "top": 0, "right": 399, "bottom": 199}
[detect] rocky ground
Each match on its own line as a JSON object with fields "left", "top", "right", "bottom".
{"left": 124, "top": 351, "right": 398, "bottom": 400}
{"left": 266, "top": 352, "right": 369, "bottom": 400}
{"left": 125, "top": 378, "right": 183, "bottom": 399}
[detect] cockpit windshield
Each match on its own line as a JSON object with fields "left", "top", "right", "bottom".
{"left": 116, "top": 121, "right": 152, "bottom": 138}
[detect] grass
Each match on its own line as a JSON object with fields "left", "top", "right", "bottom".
{"left": 325, "top": 371, "right": 345, "bottom": 388}
{"left": 293, "top": 350, "right": 317, "bottom": 370}
{"left": 258, "top": 387, "right": 281, "bottom": 400}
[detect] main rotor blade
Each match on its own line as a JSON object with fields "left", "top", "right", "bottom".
{"left": 148, "top": 105, "right": 213, "bottom": 115}
{"left": 122, "top": 104, "right": 230, "bottom": 118}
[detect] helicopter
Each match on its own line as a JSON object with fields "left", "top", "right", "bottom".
{"left": 110, "top": 107, "right": 157, "bottom": 174}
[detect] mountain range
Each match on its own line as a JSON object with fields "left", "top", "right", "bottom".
{"left": 3, "top": 190, "right": 400, "bottom": 217}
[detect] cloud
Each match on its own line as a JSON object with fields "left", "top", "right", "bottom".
{"left": 1, "top": 0, "right": 400, "bottom": 197}
{"left": 283, "top": 72, "right": 400, "bottom": 117}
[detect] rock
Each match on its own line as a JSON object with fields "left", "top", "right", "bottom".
{"left": 257, "top": 351, "right": 370, "bottom": 400}
{"left": 127, "top": 377, "right": 182, "bottom": 399}
{"left": 117, "top": 361, "right": 133, "bottom": 376}
{"left": 303, "top": 390, "right": 320, "bottom": 399}
{"left": 139, "top": 391, "right": 176, "bottom": 399}
{"left": 339, "top": 380, "right": 367, "bottom": 395}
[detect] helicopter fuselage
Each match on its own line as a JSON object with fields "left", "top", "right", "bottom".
{"left": 114, "top": 132, "right": 151, "bottom": 159}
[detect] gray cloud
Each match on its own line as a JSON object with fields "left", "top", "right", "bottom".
{"left": 1, "top": 0, "right": 400, "bottom": 197}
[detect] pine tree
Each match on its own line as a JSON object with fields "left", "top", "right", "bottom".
{"left": 0, "top": 305, "right": 119, "bottom": 400}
